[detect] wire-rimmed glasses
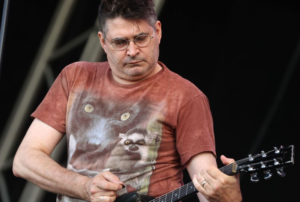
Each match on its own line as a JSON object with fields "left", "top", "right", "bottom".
{"left": 106, "top": 33, "right": 154, "bottom": 51}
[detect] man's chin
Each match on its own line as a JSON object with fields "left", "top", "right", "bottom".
{"left": 124, "top": 66, "right": 148, "bottom": 77}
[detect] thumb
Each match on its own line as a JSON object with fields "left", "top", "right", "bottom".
{"left": 220, "top": 155, "right": 235, "bottom": 165}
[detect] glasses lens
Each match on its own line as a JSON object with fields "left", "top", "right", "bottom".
{"left": 135, "top": 35, "right": 151, "bottom": 47}
{"left": 112, "top": 39, "right": 128, "bottom": 50}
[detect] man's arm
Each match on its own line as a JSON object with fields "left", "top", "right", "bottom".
{"left": 186, "top": 152, "right": 242, "bottom": 202}
{"left": 13, "top": 119, "right": 123, "bottom": 202}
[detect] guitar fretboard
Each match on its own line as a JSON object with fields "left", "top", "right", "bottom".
{"left": 149, "top": 181, "right": 197, "bottom": 202}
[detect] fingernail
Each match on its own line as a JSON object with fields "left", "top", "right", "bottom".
{"left": 119, "top": 182, "right": 125, "bottom": 189}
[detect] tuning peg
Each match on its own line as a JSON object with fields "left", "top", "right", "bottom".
{"left": 260, "top": 162, "right": 272, "bottom": 180}
{"left": 260, "top": 162, "right": 266, "bottom": 168}
{"left": 274, "top": 147, "right": 280, "bottom": 154}
{"left": 276, "top": 167, "right": 286, "bottom": 177}
{"left": 273, "top": 158, "right": 279, "bottom": 165}
{"left": 248, "top": 154, "right": 254, "bottom": 161}
{"left": 250, "top": 172, "right": 260, "bottom": 182}
{"left": 263, "top": 170, "right": 273, "bottom": 180}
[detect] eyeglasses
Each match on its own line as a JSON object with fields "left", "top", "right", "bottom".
{"left": 106, "top": 33, "right": 154, "bottom": 51}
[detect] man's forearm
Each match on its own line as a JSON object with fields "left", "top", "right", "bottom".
{"left": 13, "top": 147, "right": 91, "bottom": 201}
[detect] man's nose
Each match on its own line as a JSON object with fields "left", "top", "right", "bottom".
{"left": 127, "top": 41, "right": 139, "bottom": 57}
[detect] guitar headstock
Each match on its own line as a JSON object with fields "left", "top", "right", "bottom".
{"left": 220, "top": 145, "right": 294, "bottom": 182}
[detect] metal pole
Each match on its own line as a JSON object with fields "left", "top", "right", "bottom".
{"left": 0, "top": 173, "right": 10, "bottom": 202}
{"left": 0, "top": 1, "right": 11, "bottom": 201}
{"left": 0, "top": 0, "right": 10, "bottom": 79}
{"left": 248, "top": 36, "right": 300, "bottom": 155}
{"left": 0, "top": 0, "right": 76, "bottom": 170}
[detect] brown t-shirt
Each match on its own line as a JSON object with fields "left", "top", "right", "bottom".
{"left": 32, "top": 61, "right": 215, "bottom": 201}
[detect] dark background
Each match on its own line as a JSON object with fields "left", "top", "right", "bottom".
{"left": 0, "top": 0, "right": 299, "bottom": 201}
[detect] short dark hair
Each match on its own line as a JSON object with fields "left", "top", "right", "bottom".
{"left": 98, "top": 0, "right": 157, "bottom": 35}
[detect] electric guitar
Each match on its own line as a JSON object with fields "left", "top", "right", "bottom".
{"left": 115, "top": 145, "right": 294, "bottom": 202}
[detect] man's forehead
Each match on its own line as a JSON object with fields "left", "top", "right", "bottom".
{"left": 105, "top": 17, "right": 152, "bottom": 38}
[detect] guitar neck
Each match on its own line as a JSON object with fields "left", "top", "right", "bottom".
{"left": 149, "top": 164, "right": 236, "bottom": 202}
{"left": 149, "top": 145, "right": 294, "bottom": 202}
{"left": 149, "top": 181, "right": 197, "bottom": 202}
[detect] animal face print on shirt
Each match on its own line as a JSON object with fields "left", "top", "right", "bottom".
{"left": 66, "top": 91, "right": 163, "bottom": 195}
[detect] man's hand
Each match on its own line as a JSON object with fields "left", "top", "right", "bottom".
{"left": 86, "top": 171, "right": 124, "bottom": 202}
{"left": 13, "top": 119, "right": 124, "bottom": 202}
{"left": 192, "top": 155, "right": 242, "bottom": 202}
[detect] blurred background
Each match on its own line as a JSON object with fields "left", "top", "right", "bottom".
{"left": 0, "top": 0, "right": 299, "bottom": 201}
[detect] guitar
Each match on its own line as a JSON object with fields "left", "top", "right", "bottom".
{"left": 115, "top": 145, "right": 294, "bottom": 202}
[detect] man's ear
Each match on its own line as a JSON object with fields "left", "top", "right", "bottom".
{"left": 98, "top": 31, "right": 107, "bottom": 53}
{"left": 155, "top": 21, "right": 162, "bottom": 44}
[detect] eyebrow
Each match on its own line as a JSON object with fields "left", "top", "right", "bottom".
{"left": 112, "top": 32, "right": 150, "bottom": 41}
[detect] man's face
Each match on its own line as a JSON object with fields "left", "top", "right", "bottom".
{"left": 98, "top": 17, "right": 162, "bottom": 84}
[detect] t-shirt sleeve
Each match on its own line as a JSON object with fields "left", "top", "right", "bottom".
{"left": 176, "top": 94, "right": 216, "bottom": 166}
{"left": 31, "top": 67, "right": 72, "bottom": 133}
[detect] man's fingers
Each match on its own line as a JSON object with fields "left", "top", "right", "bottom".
{"left": 193, "top": 173, "right": 219, "bottom": 201}
{"left": 220, "top": 155, "right": 235, "bottom": 165}
{"left": 90, "top": 188, "right": 116, "bottom": 197}
{"left": 192, "top": 174, "right": 206, "bottom": 195}
{"left": 95, "top": 180, "right": 122, "bottom": 191}
{"left": 100, "top": 171, "right": 123, "bottom": 189}
{"left": 101, "top": 171, "right": 122, "bottom": 184}
{"left": 201, "top": 167, "right": 228, "bottom": 194}
{"left": 205, "top": 166, "right": 239, "bottom": 191}
{"left": 196, "top": 172, "right": 215, "bottom": 192}
{"left": 203, "top": 166, "right": 221, "bottom": 180}
{"left": 92, "top": 171, "right": 123, "bottom": 191}
{"left": 91, "top": 195, "right": 116, "bottom": 202}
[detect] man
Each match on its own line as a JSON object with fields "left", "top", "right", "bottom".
{"left": 13, "top": 0, "right": 242, "bottom": 202}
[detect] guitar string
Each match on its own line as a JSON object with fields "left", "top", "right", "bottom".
{"left": 166, "top": 184, "right": 193, "bottom": 202}
{"left": 149, "top": 182, "right": 194, "bottom": 202}
{"left": 150, "top": 184, "right": 183, "bottom": 202}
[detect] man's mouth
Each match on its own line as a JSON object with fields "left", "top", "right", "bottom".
{"left": 128, "top": 61, "right": 142, "bottom": 64}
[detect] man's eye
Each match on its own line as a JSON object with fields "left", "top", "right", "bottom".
{"left": 113, "top": 39, "right": 127, "bottom": 46}
{"left": 136, "top": 36, "right": 147, "bottom": 42}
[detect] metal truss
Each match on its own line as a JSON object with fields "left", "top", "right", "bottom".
{"left": 0, "top": 0, "right": 165, "bottom": 201}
